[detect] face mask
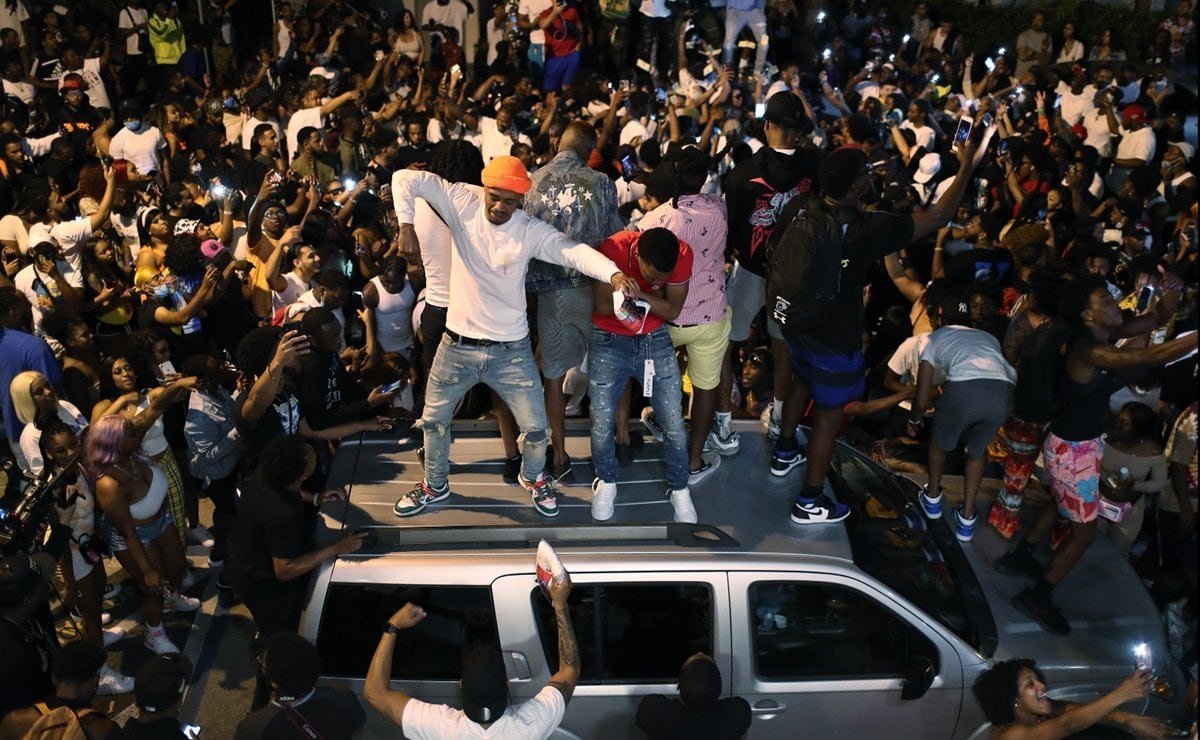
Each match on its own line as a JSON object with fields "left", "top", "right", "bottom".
{"left": 124, "top": 121, "right": 141, "bottom": 132}
{"left": 152, "top": 284, "right": 170, "bottom": 299}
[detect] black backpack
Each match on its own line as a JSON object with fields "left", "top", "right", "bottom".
{"left": 766, "top": 199, "right": 847, "bottom": 336}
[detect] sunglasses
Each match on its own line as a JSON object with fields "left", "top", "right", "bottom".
{"left": 748, "top": 352, "right": 769, "bottom": 367}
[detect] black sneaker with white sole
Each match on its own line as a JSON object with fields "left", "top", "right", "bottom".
{"left": 790, "top": 495, "right": 851, "bottom": 525}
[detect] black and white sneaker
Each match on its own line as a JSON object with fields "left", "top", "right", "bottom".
{"left": 790, "top": 495, "right": 851, "bottom": 525}
{"left": 770, "top": 443, "right": 807, "bottom": 477}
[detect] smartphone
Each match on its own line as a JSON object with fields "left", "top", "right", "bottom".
{"left": 656, "top": 87, "right": 667, "bottom": 104}
{"left": 1053, "top": 96, "right": 1061, "bottom": 109}
{"left": 282, "top": 321, "right": 306, "bottom": 336}
{"left": 980, "top": 111, "right": 994, "bottom": 128}
{"left": 158, "top": 360, "right": 177, "bottom": 378}
{"left": 1136, "top": 285, "right": 1156, "bottom": 313}
{"left": 619, "top": 154, "right": 638, "bottom": 181}
{"left": 999, "top": 138, "right": 1010, "bottom": 154}
{"left": 350, "top": 290, "right": 364, "bottom": 310}
{"left": 755, "top": 102, "right": 766, "bottom": 118}
{"left": 379, "top": 377, "right": 406, "bottom": 395}
{"left": 1133, "top": 643, "right": 1152, "bottom": 673}
{"left": 374, "top": 49, "right": 384, "bottom": 62}
{"left": 210, "top": 183, "right": 228, "bottom": 199}
{"left": 822, "top": 48, "right": 832, "bottom": 60}
{"left": 952, "top": 115, "right": 973, "bottom": 152}
{"left": 984, "top": 57, "right": 995, "bottom": 72}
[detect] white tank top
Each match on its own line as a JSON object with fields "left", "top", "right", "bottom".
{"left": 276, "top": 23, "right": 294, "bottom": 59}
{"left": 136, "top": 396, "right": 169, "bottom": 456}
{"left": 371, "top": 275, "right": 417, "bottom": 354}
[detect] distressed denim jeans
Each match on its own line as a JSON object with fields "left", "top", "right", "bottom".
{"left": 588, "top": 327, "right": 689, "bottom": 490}
{"left": 420, "top": 334, "right": 548, "bottom": 488}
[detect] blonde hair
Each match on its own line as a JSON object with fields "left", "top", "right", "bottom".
{"left": 10, "top": 371, "right": 49, "bottom": 425}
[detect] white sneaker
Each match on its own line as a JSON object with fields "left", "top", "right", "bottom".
{"left": 144, "top": 624, "right": 180, "bottom": 655}
{"left": 164, "top": 591, "right": 201, "bottom": 613}
{"left": 669, "top": 488, "right": 698, "bottom": 524}
{"left": 71, "top": 607, "right": 113, "bottom": 626}
{"left": 591, "top": 478, "right": 617, "bottom": 521}
{"left": 187, "top": 525, "right": 215, "bottom": 548}
{"left": 102, "top": 626, "right": 126, "bottom": 648}
{"left": 97, "top": 664, "right": 135, "bottom": 695}
{"left": 703, "top": 428, "right": 741, "bottom": 456}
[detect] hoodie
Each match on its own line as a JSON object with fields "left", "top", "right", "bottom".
{"left": 725, "top": 146, "right": 820, "bottom": 277}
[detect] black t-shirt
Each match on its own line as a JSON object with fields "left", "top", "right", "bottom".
{"left": 122, "top": 715, "right": 189, "bottom": 739}
{"left": 775, "top": 200, "right": 915, "bottom": 353}
{"left": 725, "top": 146, "right": 821, "bottom": 277}
{"left": 635, "top": 695, "right": 752, "bottom": 740}
{"left": 229, "top": 475, "right": 308, "bottom": 583}
{"left": 0, "top": 607, "right": 58, "bottom": 715}
{"left": 296, "top": 351, "right": 370, "bottom": 432}
{"left": 236, "top": 387, "right": 302, "bottom": 473}
{"left": 52, "top": 105, "right": 101, "bottom": 162}
{"left": 233, "top": 685, "right": 366, "bottom": 740}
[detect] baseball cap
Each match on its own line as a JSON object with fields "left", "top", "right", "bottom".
{"left": 135, "top": 654, "right": 193, "bottom": 713}
{"left": 200, "top": 239, "right": 227, "bottom": 261}
{"left": 913, "top": 152, "right": 941, "bottom": 184}
{"left": 1169, "top": 141, "right": 1194, "bottom": 163}
{"left": 460, "top": 645, "right": 508, "bottom": 724}
{"left": 1121, "top": 104, "right": 1147, "bottom": 124}
{"left": 27, "top": 223, "right": 57, "bottom": 252}
{"left": 0, "top": 555, "right": 43, "bottom": 607}
{"left": 60, "top": 74, "right": 86, "bottom": 92}
{"left": 764, "top": 91, "right": 811, "bottom": 131}
{"left": 481, "top": 156, "right": 532, "bottom": 195}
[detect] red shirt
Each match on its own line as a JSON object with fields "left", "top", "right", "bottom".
{"left": 593, "top": 231, "right": 693, "bottom": 337}
{"left": 538, "top": 5, "right": 581, "bottom": 58}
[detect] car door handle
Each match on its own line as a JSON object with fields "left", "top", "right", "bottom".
{"left": 506, "top": 651, "right": 532, "bottom": 681}
{"left": 751, "top": 700, "right": 788, "bottom": 715}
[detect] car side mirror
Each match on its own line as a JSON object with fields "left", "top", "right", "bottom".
{"left": 900, "top": 655, "right": 935, "bottom": 701}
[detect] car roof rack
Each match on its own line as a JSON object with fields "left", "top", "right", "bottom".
{"left": 342, "top": 522, "right": 741, "bottom": 554}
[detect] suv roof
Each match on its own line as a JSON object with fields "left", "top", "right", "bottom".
{"left": 318, "top": 422, "right": 858, "bottom": 563}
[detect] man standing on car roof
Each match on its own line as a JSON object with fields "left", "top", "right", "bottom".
{"left": 390, "top": 156, "right": 638, "bottom": 519}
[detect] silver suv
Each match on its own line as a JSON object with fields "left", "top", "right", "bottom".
{"left": 299, "top": 424, "right": 1187, "bottom": 739}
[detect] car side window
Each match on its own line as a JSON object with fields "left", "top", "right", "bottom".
{"left": 532, "top": 583, "right": 712, "bottom": 684}
{"left": 749, "top": 581, "right": 938, "bottom": 681}
{"left": 317, "top": 584, "right": 498, "bottom": 680}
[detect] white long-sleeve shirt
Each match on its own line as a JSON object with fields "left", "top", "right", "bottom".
{"left": 392, "top": 170, "right": 620, "bottom": 341}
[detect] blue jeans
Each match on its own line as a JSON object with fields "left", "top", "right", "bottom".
{"left": 421, "top": 334, "right": 548, "bottom": 488}
{"left": 588, "top": 327, "right": 688, "bottom": 490}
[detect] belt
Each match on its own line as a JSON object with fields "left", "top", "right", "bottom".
{"left": 445, "top": 330, "right": 496, "bottom": 346}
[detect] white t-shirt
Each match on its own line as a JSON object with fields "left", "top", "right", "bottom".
{"left": 414, "top": 198, "right": 452, "bottom": 308}
{"left": 58, "top": 58, "right": 111, "bottom": 110}
{"left": 392, "top": 170, "right": 620, "bottom": 341}
{"left": 285, "top": 106, "right": 323, "bottom": 164}
{"left": 1053, "top": 82, "right": 1094, "bottom": 126}
{"left": 422, "top": 0, "right": 470, "bottom": 46}
{"left": 0, "top": 214, "right": 28, "bottom": 254}
{"left": 900, "top": 121, "right": 935, "bottom": 153}
{"left": 1115, "top": 126, "right": 1155, "bottom": 165}
{"left": 118, "top": 5, "right": 149, "bottom": 56}
{"left": 242, "top": 116, "right": 282, "bottom": 151}
{"left": 1082, "top": 109, "right": 1114, "bottom": 159}
{"left": 28, "top": 219, "right": 92, "bottom": 275}
{"left": 400, "top": 685, "right": 565, "bottom": 740}
{"left": 108, "top": 125, "right": 166, "bottom": 175}
{"left": 888, "top": 334, "right": 947, "bottom": 387}
{"left": 0, "top": 0, "right": 30, "bottom": 46}
{"left": 919, "top": 325, "right": 1016, "bottom": 384}
{"left": 14, "top": 261, "right": 84, "bottom": 330}
{"left": 477, "top": 117, "right": 531, "bottom": 163}
{"left": 518, "top": 0, "right": 552, "bottom": 45}
{"left": 110, "top": 212, "right": 141, "bottom": 262}
{"left": 2, "top": 78, "right": 34, "bottom": 104}
{"left": 640, "top": 0, "right": 671, "bottom": 18}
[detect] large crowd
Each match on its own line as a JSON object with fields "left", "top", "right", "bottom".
{"left": 0, "top": 0, "right": 1196, "bottom": 737}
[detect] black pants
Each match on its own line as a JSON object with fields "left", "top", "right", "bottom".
{"left": 226, "top": 567, "right": 303, "bottom": 709}
{"left": 420, "top": 303, "right": 449, "bottom": 380}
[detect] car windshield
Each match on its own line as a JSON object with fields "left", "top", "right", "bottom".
{"left": 828, "top": 444, "right": 994, "bottom": 654}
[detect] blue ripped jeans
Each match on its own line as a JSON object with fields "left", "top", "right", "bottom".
{"left": 588, "top": 327, "right": 689, "bottom": 490}
{"left": 421, "top": 334, "right": 548, "bottom": 488}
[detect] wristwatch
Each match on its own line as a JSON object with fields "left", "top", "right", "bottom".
{"left": 384, "top": 622, "right": 403, "bottom": 636}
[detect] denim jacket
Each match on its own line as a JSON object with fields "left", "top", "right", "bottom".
{"left": 185, "top": 387, "right": 242, "bottom": 482}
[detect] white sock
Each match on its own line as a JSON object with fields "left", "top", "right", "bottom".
{"left": 771, "top": 398, "right": 783, "bottom": 422}
{"left": 716, "top": 410, "right": 732, "bottom": 425}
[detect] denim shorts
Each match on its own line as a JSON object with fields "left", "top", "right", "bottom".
{"left": 104, "top": 507, "right": 174, "bottom": 552}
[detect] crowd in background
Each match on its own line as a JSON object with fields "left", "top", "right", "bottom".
{"left": 0, "top": 0, "right": 1196, "bottom": 735}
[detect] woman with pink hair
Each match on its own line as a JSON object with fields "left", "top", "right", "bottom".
{"left": 88, "top": 414, "right": 199, "bottom": 656}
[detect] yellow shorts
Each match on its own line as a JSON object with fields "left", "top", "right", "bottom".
{"left": 668, "top": 308, "right": 731, "bottom": 391}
